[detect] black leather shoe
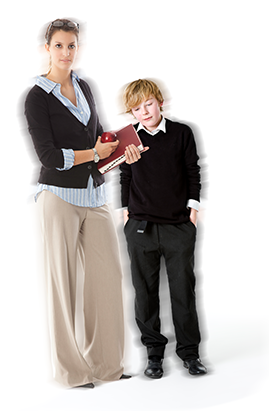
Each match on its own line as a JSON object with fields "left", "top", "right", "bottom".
{"left": 183, "top": 359, "right": 207, "bottom": 375}
{"left": 120, "top": 374, "right": 132, "bottom": 379}
{"left": 74, "top": 382, "right": 95, "bottom": 388}
{"left": 144, "top": 357, "right": 163, "bottom": 379}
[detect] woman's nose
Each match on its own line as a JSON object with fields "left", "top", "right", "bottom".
{"left": 62, "top": 47, "right": 70, "bottom": 56}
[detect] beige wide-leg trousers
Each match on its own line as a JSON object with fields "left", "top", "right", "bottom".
{"left": 38, "top": 190, "right": 124, "bottom": 387}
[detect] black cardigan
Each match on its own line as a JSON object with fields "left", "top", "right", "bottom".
{"left": 120, "top": 119, "right": 201, "bottom": 224}
{"left": 24, "top": 78, "right": 105, "bottom": 188}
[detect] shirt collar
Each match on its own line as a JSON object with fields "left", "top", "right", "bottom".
{"left": 35, "top": 71, "right": 79, "bottom": 94}
{"left": 137, "top": 116, "right": 166, "bottom": 135}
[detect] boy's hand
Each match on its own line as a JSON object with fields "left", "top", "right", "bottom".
{"left": 125, "top": 144, "right": 149, "bottom": 164}
{"left": 189, "top": 208, "right": 198, "bottom": 227}
{"left": 95, "top": 136, "right": 119, "bottom": 159}
{"left": 123, "top": 209, "right": 129, "bottom": 225}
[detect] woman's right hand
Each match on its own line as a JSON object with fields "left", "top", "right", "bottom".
{"left": 95, "top": 136, "right": 119, "bottom": 160}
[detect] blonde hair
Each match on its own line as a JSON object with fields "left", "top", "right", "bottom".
{"left": 123, "top": 79, "right": 164, "bottom": 114}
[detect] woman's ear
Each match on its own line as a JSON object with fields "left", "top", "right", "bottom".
{"left": 45, "top": 43, "right": 50, "bottom": 53}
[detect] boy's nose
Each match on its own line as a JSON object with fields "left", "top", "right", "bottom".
{"left": 142, "top": 106, "right": 149, "bottom": 114}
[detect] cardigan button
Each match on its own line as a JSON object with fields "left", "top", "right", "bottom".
{"left": 87, "top": 165, "right": 92, "bottom": 170}
{"left": 84, "top": 127, "right": 89, "bottom": 131}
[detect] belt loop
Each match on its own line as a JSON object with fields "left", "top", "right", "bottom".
{"left": 137, "top": 220, "right": 148, "bottom": 234}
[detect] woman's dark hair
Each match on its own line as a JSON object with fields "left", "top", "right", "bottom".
{"left": 45, "top": 18, "right": 79, "bottom": 45}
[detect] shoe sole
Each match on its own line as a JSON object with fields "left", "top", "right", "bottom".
{"left": 184, "top": 363, "right": 207, "bottom": 376}
{"left": 73, "top": 382, "right": 95, "bottom": 388}
{"left": 144, "top": 371, "right": 163, "bottom": 379}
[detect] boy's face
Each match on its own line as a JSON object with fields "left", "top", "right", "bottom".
{"left": 131, "top": 96, "right": 162, "bottom": 132}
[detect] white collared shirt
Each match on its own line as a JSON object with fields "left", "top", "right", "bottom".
{"left": 137, "top": 116, "right": 167, "bottom": 136}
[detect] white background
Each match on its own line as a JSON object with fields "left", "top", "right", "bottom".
{"left": 1, "top": 1, "right": 269, "bottom": 410}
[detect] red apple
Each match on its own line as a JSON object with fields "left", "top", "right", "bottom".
{"left": 101, "top": 132, "right": 117, "bottom": 143}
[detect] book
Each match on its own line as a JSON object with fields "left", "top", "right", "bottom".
{"left": 97, "top": 124, "right": 144, "bottom": 174}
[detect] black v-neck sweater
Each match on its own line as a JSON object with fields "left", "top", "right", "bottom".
{"left": 24, "top": 78, "right": 105, "bottom": 188}
{"left": 120, "top": 119, "right": 201, "bottom": 224}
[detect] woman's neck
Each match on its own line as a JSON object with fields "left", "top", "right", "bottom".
{"left": 46, "top": 68, "right": 72, "bottom": 87}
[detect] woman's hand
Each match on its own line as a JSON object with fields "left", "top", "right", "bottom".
{"left": 95, "top": 136, "right": 119, "bottom": 159}
{"left": 125, "top": 144, "right": 149, "bottom": 164}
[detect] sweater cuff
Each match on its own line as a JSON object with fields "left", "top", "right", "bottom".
{"left": 187, "top": 199, "right": 200, "bottom": 212}
{"left": 56, "top": 149, "right": 75, "bottom": 171}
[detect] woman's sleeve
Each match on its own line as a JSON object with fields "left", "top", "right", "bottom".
{"left": 24, "top": 89, "right": 64, "bottom": 169}
{"left": 56, "top": 149, "right": 75, "bottom": 171}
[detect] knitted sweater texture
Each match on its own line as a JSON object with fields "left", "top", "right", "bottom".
{"left": 120, "top": 119, "right": 201, "bottom": 224}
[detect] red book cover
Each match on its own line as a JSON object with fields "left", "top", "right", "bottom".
{"left": 97, "top": 124, "right": 144, "bottom": 174}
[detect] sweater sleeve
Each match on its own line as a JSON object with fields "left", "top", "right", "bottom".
{"left": 56, "top": 149, "right": 75, "bottom": 171}
{"left": 24, "top": 87, "right": 64, "bottom": 169}
{"left": 183, "top": 127, "right": 201, "bottom": 202}
{"left": 119, "top": 162, "right": 132, "bottom": 207}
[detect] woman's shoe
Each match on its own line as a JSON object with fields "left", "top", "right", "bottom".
{"left": 120, "top": 374, "right": 132, "bottom": 379}
{"left": 74, "top": 382, "right": 95, "bottom": 389}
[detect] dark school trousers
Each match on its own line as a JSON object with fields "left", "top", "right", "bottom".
{"left": 124, "top": 219, "right": 201, "bottom": 361}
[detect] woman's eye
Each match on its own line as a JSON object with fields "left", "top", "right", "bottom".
{"left": 55, "top": 44, "right": 62, "bottom": 48}
{"left": 69, "top": 45, "right": 75, "bottom": 49}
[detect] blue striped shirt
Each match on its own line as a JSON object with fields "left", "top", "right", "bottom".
{"left": 35, "top": 72, "right": 107, "bottom": 207}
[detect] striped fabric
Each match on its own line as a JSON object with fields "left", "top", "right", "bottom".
{"left": 34, "top": 72, "right": 107, "bottom": 207}
{"left": 57, "top": 148, "right": 75, "bottom": 171}
{"left": 36, "top": 73, "right": 91, "bottom": 125}
{"left": 36, "top": 175, "right": 106, "bottom": 207}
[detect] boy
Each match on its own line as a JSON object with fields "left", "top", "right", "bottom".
{"left": 120, "top": 79, "right": 207, "bottom": 379}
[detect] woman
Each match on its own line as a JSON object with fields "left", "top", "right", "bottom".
{"left": 24, "top": 19, "right": 138, "bottom": 388}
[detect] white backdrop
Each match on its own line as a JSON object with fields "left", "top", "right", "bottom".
{"left": 1, "top": 1, "right": 269, "bottom": 410}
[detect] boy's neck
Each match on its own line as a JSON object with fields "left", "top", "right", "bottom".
{"left": 142, "top": 115, "right": 163, "bottom": 133}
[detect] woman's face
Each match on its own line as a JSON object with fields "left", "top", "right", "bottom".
{"left": 45, "top": 30, "right": 79, "bottom": 73}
